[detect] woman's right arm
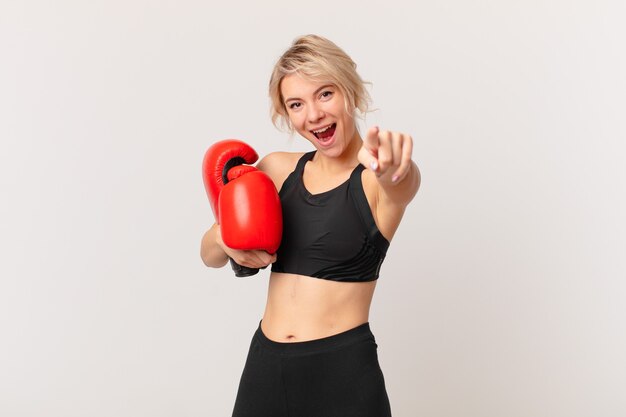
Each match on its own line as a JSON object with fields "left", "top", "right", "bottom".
{"left": 200, "top": 223, "right": 229, "bottom": 268}
{"left": 200, "top": 223, "right": 277, "bottom": 269}
{"left": 201, "top": 151, "right": 299, "bottom": 270}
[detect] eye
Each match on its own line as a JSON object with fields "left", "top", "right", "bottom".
{"left": 320, "top": 90, "right": 333, "bottom": 99}
{"left": 289, "top": 102, "right": 302, "bottom": 110}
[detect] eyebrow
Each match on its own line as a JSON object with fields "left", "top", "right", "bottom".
{"left": 283, "top": 84, "right": 334, "bottom": 104}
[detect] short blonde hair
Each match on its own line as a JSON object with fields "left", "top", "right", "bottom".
{"left": 269, "top": 34, "right": 371, "bottom": 132}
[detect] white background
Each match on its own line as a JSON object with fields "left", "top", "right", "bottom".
{"left": 1, "top": 1, "right": 625, "bottom": 416}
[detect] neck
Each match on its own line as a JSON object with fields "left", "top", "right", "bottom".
{"left": 313, "top": 128, "right": 363, "bottom": 173}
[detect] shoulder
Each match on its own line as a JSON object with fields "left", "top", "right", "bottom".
{"left": 257, "top": 151, "right": 305, "bottom": 191}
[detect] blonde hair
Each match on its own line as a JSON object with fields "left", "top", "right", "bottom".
{"left": 269, "top": 34, "right": 371, "bottom": 132}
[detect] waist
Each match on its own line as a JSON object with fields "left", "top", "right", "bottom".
{"left": 256, "top": 320, "right": 375, "bottom": 355}
{"left": 261, "top": 272, "right": 376, "bottom": 342}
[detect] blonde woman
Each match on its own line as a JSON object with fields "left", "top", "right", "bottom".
{"left": 201, "top": 34, "right": 420, "bottom": 417}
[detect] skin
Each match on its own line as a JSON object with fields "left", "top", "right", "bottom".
{"left": 201, "top": 74, "right": 420, "bottom": 342}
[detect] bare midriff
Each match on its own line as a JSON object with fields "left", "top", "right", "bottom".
{"left": 261, "top": 272, "right": 377, "bottom": 342}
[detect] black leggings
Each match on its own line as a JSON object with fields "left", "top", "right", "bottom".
{"left": 232, "top": 321, "right": 392, "bottom": 417}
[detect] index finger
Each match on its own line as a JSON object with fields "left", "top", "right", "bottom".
{"left": 363, "top": 126, "right": 380, "bottom": 155}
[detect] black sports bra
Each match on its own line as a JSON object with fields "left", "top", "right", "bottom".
{"left": 271, "top": 151, "right": 390, "bottom": 282}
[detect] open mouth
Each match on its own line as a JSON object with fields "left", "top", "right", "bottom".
{"left": 311, "top": 123, "right": 337, "bottom": 141}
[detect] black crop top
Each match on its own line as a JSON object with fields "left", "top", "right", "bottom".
{"left": 271, "top": 151, "right": 390, "bottom": 282}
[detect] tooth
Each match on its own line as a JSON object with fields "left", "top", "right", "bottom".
{"left": 314, "top": 124, "right": 332, "bottom": 133}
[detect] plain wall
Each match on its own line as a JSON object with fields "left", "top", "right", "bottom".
{"left": 1, "top": 1, "right": 625, "bottom": 416}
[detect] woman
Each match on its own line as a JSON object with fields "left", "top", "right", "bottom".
{"left": 201, "top": 34, "right": 420, "bottom": 417}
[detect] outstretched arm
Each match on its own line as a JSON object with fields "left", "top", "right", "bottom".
{"left": 358, "top": 126, "right": 421, "bottom": 209}
{"left": 357, "top": 126, "right": 421, "bottom": 241}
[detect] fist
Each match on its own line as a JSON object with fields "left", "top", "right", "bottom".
{"left": 358, "top": 126, "right": 413, "bottom": 184}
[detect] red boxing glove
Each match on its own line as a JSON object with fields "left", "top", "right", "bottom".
{"left": 203, "top": 139, "right": 258, "bottom": 219}
{"left": 202, "top": 139, "right": 282, "bottom": 277}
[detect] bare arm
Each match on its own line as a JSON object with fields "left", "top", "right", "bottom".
{"left": 378, "top": 160, "right": 421, "bottom": 207}
{"left": 200, "top": 223, "right": 229, "bottom": 268}
{"left": 201, "top": 222, "right": 277, "bottom": 269}
{"left": 200, "top": 150, "right": 298, "bottom": 270}
{"left": 359, "top": 127, "right": 421, "bottom": 240}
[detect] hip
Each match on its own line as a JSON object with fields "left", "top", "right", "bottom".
{"left": 232, "top": 320, "right": 392, "bottom": 417}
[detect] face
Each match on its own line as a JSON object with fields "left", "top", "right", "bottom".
{"left": 281, "top": 74, "right": 358, "bottom": 157}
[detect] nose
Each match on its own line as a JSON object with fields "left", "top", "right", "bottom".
{"left": 307, "top": 102, "right": 325, "bottom": 124}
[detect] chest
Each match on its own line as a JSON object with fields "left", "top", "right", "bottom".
{"left": 280, "top": 182, "right": 367, "bottom": 259}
